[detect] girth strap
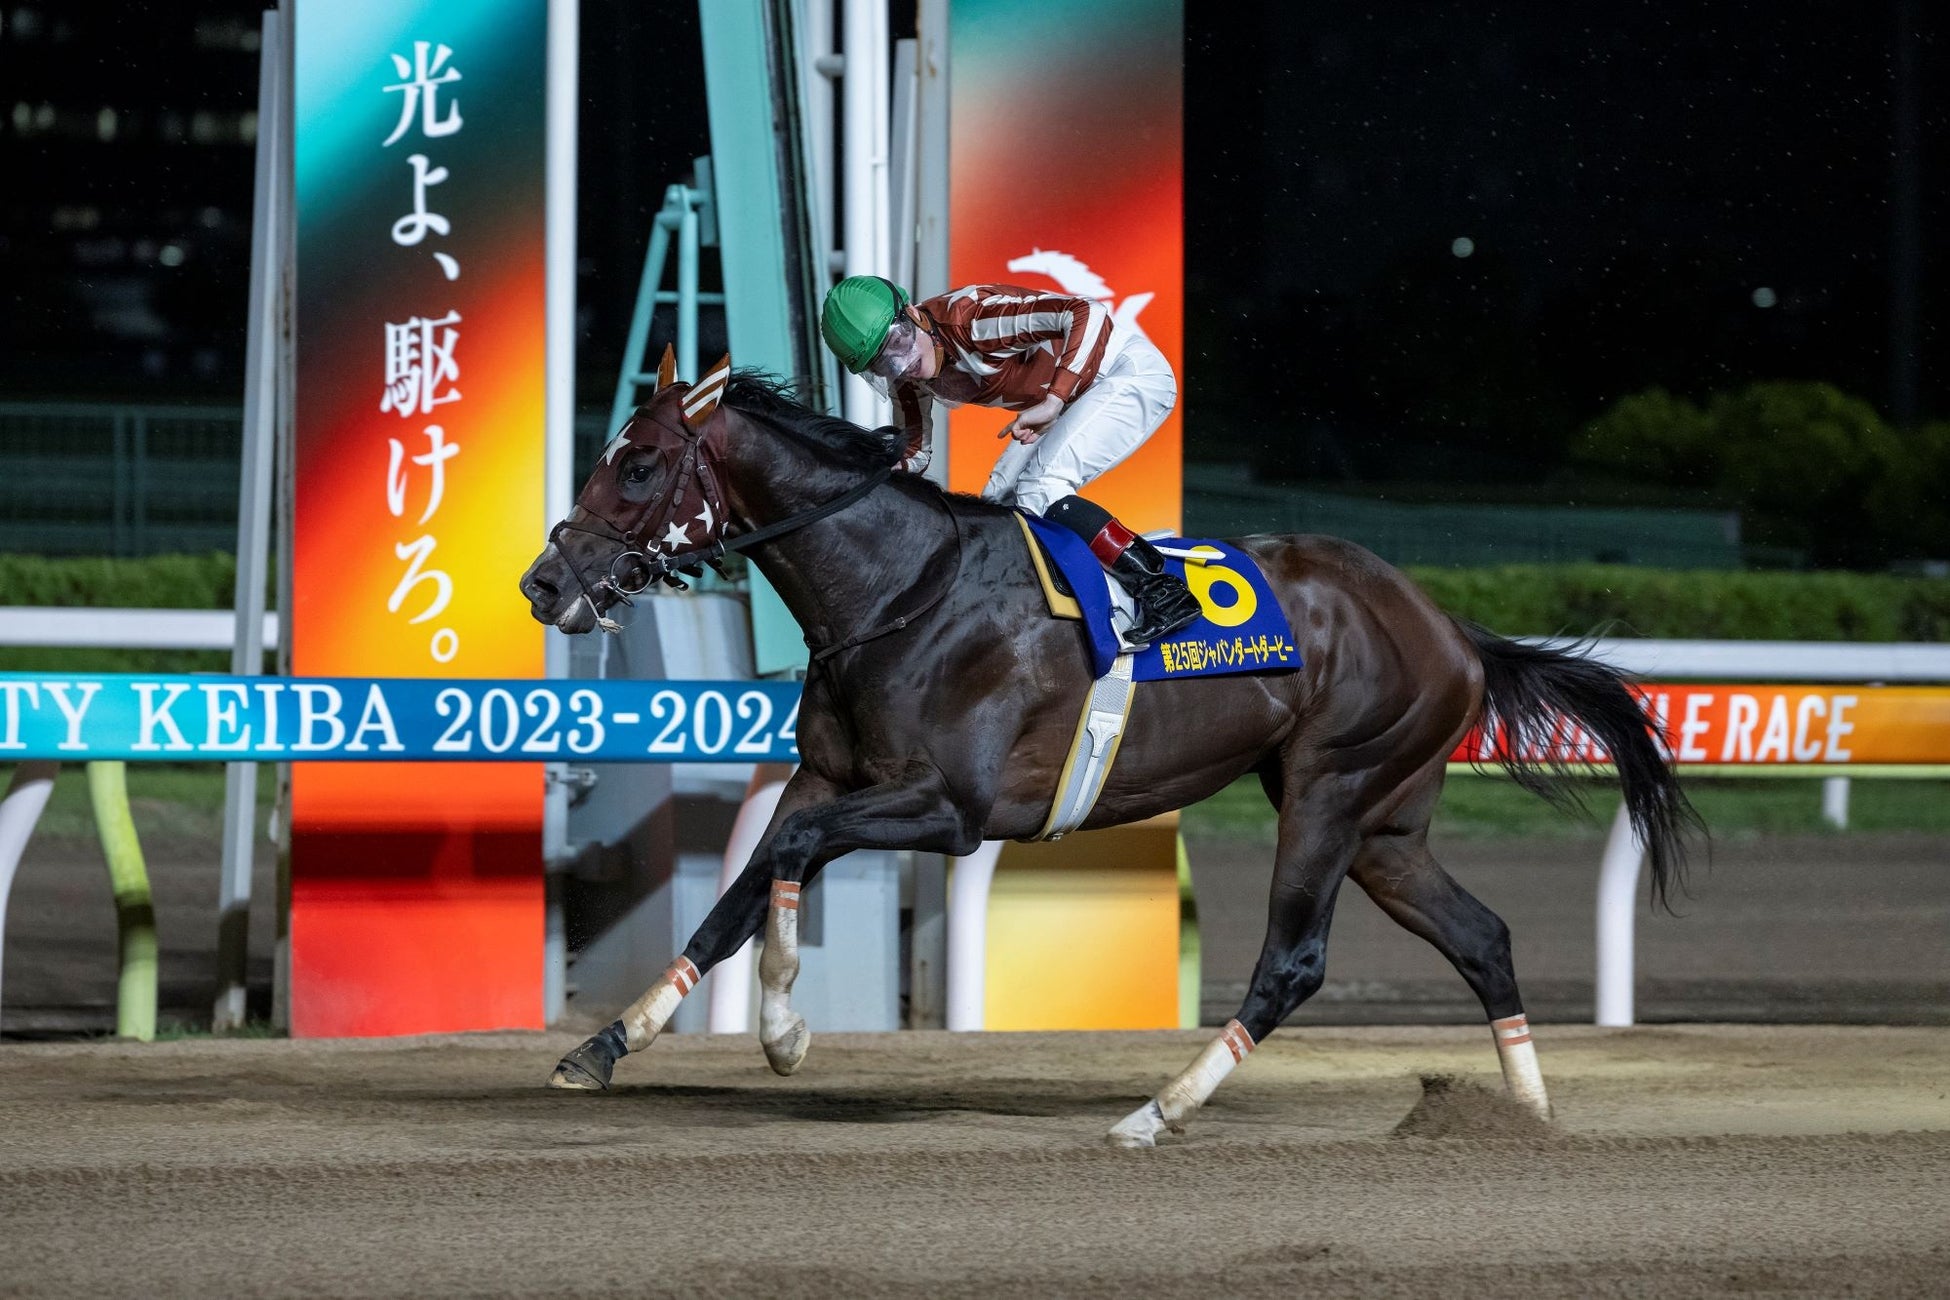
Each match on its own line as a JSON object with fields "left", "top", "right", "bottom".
{"left": 1034, "top": 651, "right": 1138, "bottom": 840}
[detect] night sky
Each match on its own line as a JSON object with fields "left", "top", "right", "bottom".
{"left": 1185, "top": 1, "right": 1946, "bottom": 483}
{"left": 3, "top": 2, "right": 1942, "bottom": 491}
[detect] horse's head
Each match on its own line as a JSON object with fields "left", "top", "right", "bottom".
{"left": 520, "top": 350, "right": 734, "bottom": 633}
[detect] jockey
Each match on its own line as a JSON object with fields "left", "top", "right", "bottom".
{"left": 819, "top": 275, "right": 1202, "bottom": 647}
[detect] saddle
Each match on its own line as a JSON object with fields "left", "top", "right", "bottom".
{"left": 1011, "top": 513, "right": 1301, "bottom": 841}
{"left": 1014, "top": 514, "right": 1301, "bottom": 682}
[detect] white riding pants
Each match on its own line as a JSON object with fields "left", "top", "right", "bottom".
{"left": 982, "top": 325, "right": 1177, "bottom": 516}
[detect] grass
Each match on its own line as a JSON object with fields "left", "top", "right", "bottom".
{"left": 21, "top": 763, "right": 274, "bottom": 842}
{"left": 1181, "top": 772, "right": 1950, "bottom": 845}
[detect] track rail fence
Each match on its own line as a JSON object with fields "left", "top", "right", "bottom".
{"left": 4, "top": 612, "right": 1947, "bottom": 1034}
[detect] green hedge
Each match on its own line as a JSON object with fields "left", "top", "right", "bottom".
{"left": 2, "top": 556, "right": 1948, "bottom": 668}
{"left": 0, "top": 552, "right": 238, "bottom": 609}
{"left": 0, "top": 553, "right": 241, "bottom": 674}
{"left": 1408, "top": 565, "right": 1950, "bottom": 642}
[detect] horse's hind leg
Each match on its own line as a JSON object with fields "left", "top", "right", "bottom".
{"left": 1108, "top": 781, "right": 1359, "bottom": 1148}
{"left": 1351, "top": 826, "right": 1551, "bottom": 1119}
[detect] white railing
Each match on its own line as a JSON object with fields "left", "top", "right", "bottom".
{"left": 0, "top": 607, "right": 280, "bottom": 652}
{"left": 1551, "top": 638, "right": 1950, "bottom": 682}
{"left": 6, "top": 616, "right": 1947, "bottom": 1034}
{"left": 1560, "top": 641, "right": 1950, "bottom": 1028}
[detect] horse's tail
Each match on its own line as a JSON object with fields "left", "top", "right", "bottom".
{"left": 1459, "top": 621, "right": 1701, "bottom": 910}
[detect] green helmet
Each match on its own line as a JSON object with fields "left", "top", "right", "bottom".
{"left": 821, "top": 276, "right": 910, "bottom": 373}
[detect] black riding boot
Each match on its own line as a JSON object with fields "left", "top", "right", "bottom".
{"left": 1108, "top": 535, "right": 1204, "bottom": 645}
{"left": 1042, "top": 494, "right": 1203, "bottom": 647}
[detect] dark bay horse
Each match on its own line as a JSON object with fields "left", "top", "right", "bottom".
{"left": 519, "top": 362, "right": 1694, "bottom": 1146}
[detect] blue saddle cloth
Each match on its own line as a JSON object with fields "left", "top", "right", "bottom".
{"left": 1021, "top": 514, "right": 1302, "bottom": 682}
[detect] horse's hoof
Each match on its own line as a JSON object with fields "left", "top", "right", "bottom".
{"left": 547, "top": 1021, "right": 625, "bottom": 1091}
{"left": 762, "top": 1015, "right": 811, "bottom": 1077}
{"left": 1107, "top": 1099, "right": 1167, "bottom": 1149}
{"left": 548, "top": 1059, "right": 607, "bottom": 1091}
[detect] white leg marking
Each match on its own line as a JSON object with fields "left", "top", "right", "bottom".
{"left": 1492, "top": 1013, "right": 1552, "bottom": 1120}
{"left": 1108, "top": 1019, "right": 1255, "bottom": 1148}
{"left": 759, "top": 880, "right": 810, "bottom": 1076}
{"left": 619, "top": 956, "right": 699, "bottom": 1053}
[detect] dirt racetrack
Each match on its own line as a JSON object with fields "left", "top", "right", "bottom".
{"left": 1, "top": 1026, "right": 1944, "bottom": 1298}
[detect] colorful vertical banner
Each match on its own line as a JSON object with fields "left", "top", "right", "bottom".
{"left": 949, "top": 0, "right": 1186, "bottom": 1031}
{"left": 947, "top": 0, "right": 1184, "bottom": 533}
{"left": 291, "top": 0, "right": 547, "bottom": 1036}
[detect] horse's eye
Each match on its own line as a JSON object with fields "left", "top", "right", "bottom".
{"left": 625, "top": 463, "right": 651, "bottom": 484}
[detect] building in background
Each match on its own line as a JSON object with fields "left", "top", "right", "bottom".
{"left": 1, "top": 4, "right": 263, "bottom": 398}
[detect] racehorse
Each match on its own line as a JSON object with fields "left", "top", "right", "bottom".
{"left": 519, "top": 357, "right": 1696, "bottom": 1147}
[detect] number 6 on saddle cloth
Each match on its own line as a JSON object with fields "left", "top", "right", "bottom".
{"left": 1018, "top": 512, "right": 1301, "bottom": 682}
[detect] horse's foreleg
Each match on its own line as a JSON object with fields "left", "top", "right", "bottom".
{"left": 546, "top": 861, "right": 777, "bottom": 1090}
{"left": 1109, "top": 789, "right": 1358, "bottom": 1148}
{"left": 550, "top": 769, "right": 978, "bottom": 1090}
{"left": 548, "top": 771, "right": 839, "bottom": 1091}
{"left": 757, "top": 877, "right": 810, "bottom": 1074}
{"left": 751, "top": 771, "right": 982, "bottom": 1076}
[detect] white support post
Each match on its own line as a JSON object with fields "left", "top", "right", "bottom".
{"left": 800, "top": 0, "right": 836, "bottom": 286}
{"left": 541, "top": 0, "right": 580, "bottom": 1025}
{"left": 889, "top": 38, "right": 919, "bottom": 291}
{"left": 840, "top": 0, "right": 891, "bottom": 429}
{"left": 946, "top": 839, "right": 1003, "bottom": 1031}
{"left": 214, "top": 7, "right": 286, "bottom": 1032}
{"left": 913, "top": 0, "right": 950, "bottom": 301}
{"left": 1594, "top": 802, "right": 1644, "bottom": 1027}
{"left": 913, "top": 0, "right": 951, "bottom": 487}
{"left": 1821, "top": 776, "right": 1850, "bottom": 829}
{"left": 706, "top": 767, "right": 792, "bottom": 1033}
{"left": 0, "top": 762, "right": 60, "bottom": 1027}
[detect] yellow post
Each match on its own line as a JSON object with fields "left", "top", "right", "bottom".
{"left": 87, "top": 762, "right": 157, "bottom": 1041}
{"left": 983, "top": 813, "right": 1182, "bottom": 1030}
{"left": 1177, "top": 834, "right": 1201, "bottom": 1029}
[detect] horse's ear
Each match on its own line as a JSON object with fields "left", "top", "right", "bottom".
{"left": 680, "top": 353, "right": 732, "bottom": 430}
{"left": 654, "top": 344, "right": 678, "bottom": 393}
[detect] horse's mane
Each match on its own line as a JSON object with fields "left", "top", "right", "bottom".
{"left": 724, "top": 370, "right": 904, "bottom": 471}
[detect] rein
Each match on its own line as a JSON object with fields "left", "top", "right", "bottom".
{"left": 725, "top": 465, "right": 893, "bottom": 554}
{"left": 549, "top": 466, "right": 894, "bottom": 630}
{"left": 804, "top": 487, "right": 964, "bottom": 664}
{"left": 559, "top": 392, "right": 962, "bottom": 657}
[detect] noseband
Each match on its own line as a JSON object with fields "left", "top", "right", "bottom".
{"left": 550, "top": 402, "right": 732, "bottom": 624}
{"left": 553, "top": 397, "right": 893, "bottom": 629}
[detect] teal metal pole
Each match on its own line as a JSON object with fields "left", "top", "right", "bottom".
{"left": 678, "top": 197, "right": 700, "bottom": 382}
{"left": 610, "top": 211, "right": 675, "bottom": 435}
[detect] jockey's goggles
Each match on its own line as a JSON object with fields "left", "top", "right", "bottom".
{"left": 863, "top": 316, "right": 930, "bottom": 396}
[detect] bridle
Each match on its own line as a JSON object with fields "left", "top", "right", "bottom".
{"left": 551, "top": 394, "right": 896, "bottom": 632}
